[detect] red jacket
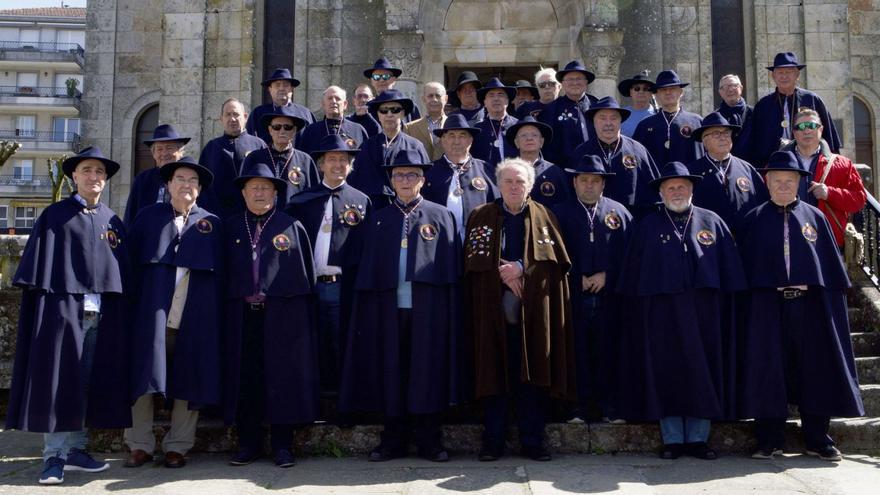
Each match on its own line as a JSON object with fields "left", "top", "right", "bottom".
{"left": 813, "top": 152, "right": 866, "bottom": 246}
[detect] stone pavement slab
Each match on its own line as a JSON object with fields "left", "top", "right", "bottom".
{"left": 2, "top": 430, "right": 880, "bottom": 494}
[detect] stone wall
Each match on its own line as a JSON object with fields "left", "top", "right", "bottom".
{"left": 850, "top": 0, "right": 880, "bottom": 196}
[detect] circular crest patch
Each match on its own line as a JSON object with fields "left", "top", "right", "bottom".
{"left": 197, "top": 218, "right": 213, "bottom": 234}
{"left": 471, "top": 176, "right": 488, "bottom": 191}
{"left": 287, "top": 167, "right": 303, "bottom": 186}
{"left": 419, "top": 223, "right": 438, "bottom": 241}
{"left": 341, "top": 207, "right": 363, "bottom": 226}
{"left": 272, "top": 234, "right": 291, "bottom": 251}
{"left": 106, "top": 229, "right": 119, "bottom": 248}
{"left": 696, "top": 229, "right": 716, "bottom": 246}
{"left": 345, "top": 138, "right": 357, "bottom": 149}
{"left": 540, "top": 181, "right": 556, "bottom": 197}
{"left": 736, "top": 176, "right": 751, "bottom": 193}
{"left": 604, "top": 212, "right": 621, "bottom": 230}
{"left": 680, "top": 125, "right": 693, "bottom": 138}
{"left": 622, "top": 154, "right": 637, "bottom": 170}
{"left": 802, "top": 223, "right": 818, "bottom": 242}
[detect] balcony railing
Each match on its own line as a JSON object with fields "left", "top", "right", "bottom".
{"left": 0, "top": 85, "right": 82, "bottom": 99}
{"left": 0, "top": 174, "right": 52, "bottom": 189}
{"left": 0, "top": 129, "right": 80, "bottom": 147}
{"left": 0, "top": 41, "right": 84, "bottom": 65}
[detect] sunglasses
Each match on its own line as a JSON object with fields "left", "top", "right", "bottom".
{"left": 794, "top": 121, "right": 821, "bottom": 131}
{"left": 269, "top": 123, "right": 296, "bottom": 131}
{"left": 630, "top": 86, "right": 651, "bottom": 93}
{"left": 371, "top": 73, "right": 394, "bottom": 81}
{"left": 377, "top": 106, "right": 404, "bottom": 114}
{"left": 537, "top": 81, "right": 557, "bottom": 89}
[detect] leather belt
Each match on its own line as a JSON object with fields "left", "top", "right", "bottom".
{"left": 317, "top": 274, "right": 340, "bottom": 283}
{"left": 779, "top": 288, "right": 806, "bottom": 299}
{"left": 247, "top": 302, "right": 265, "bottom": 311}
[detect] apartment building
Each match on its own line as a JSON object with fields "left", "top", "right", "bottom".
{"left": 0, "top": 7, "right": 84, "bottom": 234}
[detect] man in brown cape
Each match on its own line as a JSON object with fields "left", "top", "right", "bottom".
{"left": 464, "top": 157, "right": 576, "bottom": 462}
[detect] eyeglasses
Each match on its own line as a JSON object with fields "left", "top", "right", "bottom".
{"left": 371, "top": 73, "right": 394, "bottom": 81}
{"left": 537, "top": 81, "right": 557, "bottom": 89}
{"left": 391, "top": 172, "right": 423, "bottom": 182}
{"left": 172, "top": 177, "right": 200, "bottom": 186}
{"left": 702, "top": 131, "right": 732, "bottom": 140}
{"left": 794, "top": 121, "right": 821, "bottom": 131}
{"left": 630, "top": 86, "right": 651, "bottom": 93}
{"left": 269, "top": 123, "right": 296, "bottom": 131}
{"left": 377, "top": 107, "right": 404, "bottom": 114}
{"left": 245, "top": 184, "right": 275, "bottom": 192}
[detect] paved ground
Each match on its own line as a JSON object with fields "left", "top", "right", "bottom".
{"left": 1, "top": 430, "right": 879, "bottom": 494}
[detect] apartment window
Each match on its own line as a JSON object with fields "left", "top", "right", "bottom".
{"left": 14, "top": 206, "right": 36, "bottom": 229}
{"left": 0, "top": 205, "right": 8, "bottom": 230}
{"left": 53, "top": 117, "right": 80, "bottom": 142}
{"left": 13, "top": 159, "right": 34, "bottom": 181}
{"left": 56, "top": 29, "right": 84, "bottom": 48}
{"left": 19, "top": 29, "right": 39, "bottom": 45}
{"left": 16, "top": 115, "right": 36, "bottom": 138}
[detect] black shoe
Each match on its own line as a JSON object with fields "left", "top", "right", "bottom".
{"left": 229, "top": 447, "right": 261, "bottom": 466}
{"left": 659, "top": 443, "right": 684, "bottom": 460}
{"left": 750, "top": 445, "right": 783, "bottom": 460}
{"left": 418, "top": 446, "right": 450, "bottom": 462}
{"left": 368, "top": 445, "right": 405, "bottom": 462}
{"left": 521, "top": 445, "right": 552, "bottom": 462}
{"left": 478, "top": 444, "right": 503, "bottom": 462}
{"left": 685, "top": 442, "right": 717, "bottom": 460}
{"left": 805, "top": 445, "right": 842, "bottom": 461}
{"left": 273, "top": 449, "right": 296, "bottom": 468}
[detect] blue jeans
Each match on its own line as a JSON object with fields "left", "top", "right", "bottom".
{"left": 43, "top": 312, "right": 100, "bottom": 460}
{"left": 659, "top": 416, "right": 710, "bottom": 444}
{"left": 316, "top": 280, "right": 342, "bottom": 393}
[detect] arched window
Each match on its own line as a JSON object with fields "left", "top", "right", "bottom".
{"left": 132, "top": 103, "right": 159, "bottom": 178}
{"left": 854, "top": 96, "right": 874, "bottom": 171}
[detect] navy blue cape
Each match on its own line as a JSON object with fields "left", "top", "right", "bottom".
{"left": 421, "top": 156, "right": 498, "bottom": 223}
{"left": 348, "top": 132, "right": 429, "bottom": 207}
{"left": 347, "top": 113, "right": 381, "bottom": 137}
{"left": 687, "top": 154, "right": 769, "bottom": 236}
{"left": 527, "top": 158, "right": 572, "bottom": 209}
{"left": 298, "top": 118, "right": 368, "bottom": 154}
{"left": 245, "top": 101, "right": 316, "bottom": 145}
{"left": 471, "top": 115, "right": 519, "bottom": 170}
{"left": 240, "top": 147, "right": 319, "bottom": 209}
{"left": 633, "top": 109, "right": 704, "bottom": 166}
{"left": 537, "top": 93, "right": 599, "bottom": 167}
{"left": 198, "top": 131, "right": 267, "bottom": 218}
{"left": 124, "top": 167, "right": 164, "bottom": 226}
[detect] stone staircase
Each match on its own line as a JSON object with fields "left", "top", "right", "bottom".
{"left": 78, "top": 273, "right": 880, "bottom": 458}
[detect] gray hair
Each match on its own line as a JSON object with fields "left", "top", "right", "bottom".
{"left": 323, "top": 85, "right": 347, "bottom": 100}
{"left": 495, "top": 158, "right": 536, "bottom": 192}
{"left": 535, "top": 67, "right": 557, "bottom": 84}
{"left": 718, "top": 74, "right": 742, "bottom": 89}
{"left": 423, "top": 81, "right": 446, "bottom": 96}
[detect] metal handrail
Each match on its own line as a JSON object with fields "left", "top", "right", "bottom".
{"left": 0, "top": 40, "right": 84, "bottom": 56}
{"left": 853, "top": 192, "right": 880, "bottom": 285}
{"left": 0, "top": 130, "right": 80, "bottom": 143}
{"left": 0, "top": 175, "right": 52, "bottom": 186}
{"left": 0, "top": 85, "right": 82, "bottom": 98}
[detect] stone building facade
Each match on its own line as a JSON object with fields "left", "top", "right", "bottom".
{"left": 82, "top": 0, "right": 880, "bottom": 214}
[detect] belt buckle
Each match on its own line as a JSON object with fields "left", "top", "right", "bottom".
{"left": 248, "top": 302, "right": 265, "bottom": 311}
{"left": 782, "top": 288, "right": 801, "bottom": 299}
{"left": 318, "top": 274, "right": 339, "bottom": 283}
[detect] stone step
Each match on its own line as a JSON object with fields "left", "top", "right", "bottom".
{"left": 852, "top": 331, "right": 880, "bottom": 357}
{"left": 86, "top": 417, "right": 880, "bottom": 456}
{"left": 862, "top": 384, "right": 880, "bottom": 417}
{"left": 857, "top": 356, "right": 880, "bottom": 384}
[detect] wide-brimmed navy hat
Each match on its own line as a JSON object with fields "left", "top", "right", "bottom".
{"left": 382, "top": 148, "right": 433, "bottom": 171}
{"left": 367, "top": 89, "right": 414, "bottom": 116}
{"left": 451, "top": 71, "right": 482, "bottom": 93}
{"left": 555, "top": 60, "right": 596, "bottom": 84}
{"left": 143, "top": 124, "right": 191, "bottom": 146}
{"left": 764, "top": 151, "right": 811, "bottom": 176}
{"left": 159, "top": 156, "right": 214, "bottom": 189}
{"left": 261, "top": 68, "right": 301, "bottom": 87}
{"left": 585, "top": 96, "right": 631, "bottom": 122}
{"left": 505, "top": 115, "right": 553, "bottom": 143}
{"left": 432, "top": 113, "right": 481, "bottom": 138}
{"left": 564, "top": 154, "right": 615, "bottom": 177}
{"left": 259, "top": 105, "right": 307, "bottom": 130}
{"left": 310, "top": 134, "right": 360, "bottom": 161}
{"left": 234, "top": 160, "right": 288, "bottom": 192}
{"left": 650, "top": 161, "right": 703, "bottom": 190}
{"left": 766, "top": 52, "right": 806, "bottom": 71}
{"left": 477, "top": 77, "right": 516, "bottom": 103}
{"left": 513, "top": 79, "right": 539, "bottom": 100}
{"left": 62, "top": 145, "right": 121, "bottom": 179}
{"left": 363, "top": 57, "right": 402, "bottom": 78}
{"left": 692, "top": 112, "right": 741, "bottom": 142}
{"left": 651, "top": 70, "right": 689, "bottom": 92}
{"left": 617, "top": 70, "right": 652, "bottom": 97}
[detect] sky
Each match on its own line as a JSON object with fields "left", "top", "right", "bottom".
{"left": 0, "top": 0, "right": 86, "bottom": 8}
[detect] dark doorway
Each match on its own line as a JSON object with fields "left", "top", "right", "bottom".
{"left": 854, "top": 96, "right": 874, "bottom": 170}
{"left": 710, "top": 1, "right": 746, "bottom": 107}
{"left": 132, "top": 103, "right": 159, "bottom": 177}
{"left": 444, "top": 66, "right": 544, "bottom": 90}
{"left": 261, "top": 0, "right": 296, "bottom": 106}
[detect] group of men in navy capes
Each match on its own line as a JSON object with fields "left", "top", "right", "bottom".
{"left": 4, "top": 50, "right": 869, "bottom": 486}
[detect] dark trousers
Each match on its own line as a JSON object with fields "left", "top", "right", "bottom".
{"left": 573, "top": 292, "right": 604, "bottom": 413}
{"left": 236, "top": 306, "right": 294, "bottom": 452}
{"left": 755, "top": 415, "right": 832, "bottom": 450}
{"left": 482, "top": 323, "right": 548, "bottom": 450}
{"left": 316, "top": 280, "right": 342, "bottom": 393}
{"left": 378, "top": 309, "right": 444, "bottom": 453}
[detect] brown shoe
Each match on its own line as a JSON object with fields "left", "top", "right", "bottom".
{"left": 164, "top": 451, "right": 186, "bottom": 468}
{"left": 124, "top": 449, "right": 154, "bottom": 468}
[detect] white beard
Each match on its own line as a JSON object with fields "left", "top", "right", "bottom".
{"left": 664, "top": 198, "right": 692, "bottom": 213}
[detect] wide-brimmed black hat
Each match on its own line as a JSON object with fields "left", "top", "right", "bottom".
{"left": 159, "top": 156, "right": 214, "bottom": 189}
{"left": 382, "top": 148, "right": 433, "bottom": 171}
{"left": 555, "top": 60, "right": 596, "bottom": 84}
{"left": 505, "top": 116, "right": 553, "bottom": 143}
{"left": 144, "top": 124, "right": 191, "bottom": 146}
{"left": 259, "top": 105, "right": 307, "bottom": 130}
{"left": 310, "top": 134, "right": 360, "bottom": 161}
{"left": 366, "top": 89, "right": 414, "bottom": 116}
{"left": 448, "top": 71, "right": 482, "bottom": 107}
{"left": 764, "top": 151, "right": 812, "bottom": 176}
{"left": 363, "top": 57, "right": 402, "bottom": 78}
{"left": 766, "top": 52, "right": 806, "bottom": 71}
{"left": 513, "top": 79, "right": 539, "bottom": 100}
{"left": 261, "top": 68, "right": 301, "bottom": 87}
{"left": 651, "top": 70, "right": 689, "bottom": 92}
{"left": 564, "top": 154, "right": 615, "bottom": 177}
{"left": 234, "top": 160, "right": 288, "bottom": 192}
{"left": 432, "top": 113, "right": 481, "bottom": 138}
{"left": 477, "top": 77, "right": 516, "bottom": 103}
{"left": 650, "top": 161, "right": 703, "bottom": 190}
{"left": 62, "top": 145, "right": 121, "bottom": 179}
{"left": 617, "top": 70, "right": 652, "bottom": 97}
{"left": 585, "top": 96, "right": 631, "bottom": 122}
{"left": 691, "top": 112, "right": 741, "bottom": 142}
